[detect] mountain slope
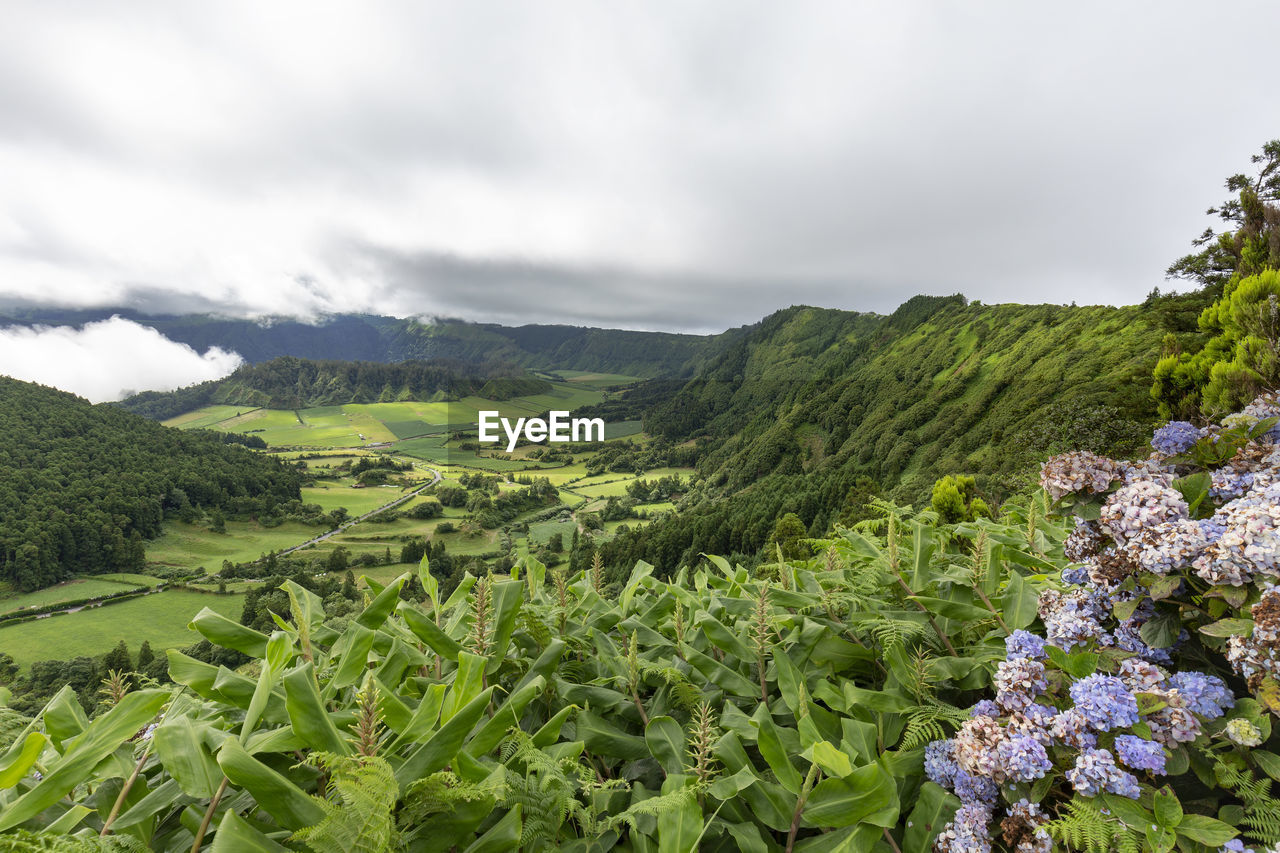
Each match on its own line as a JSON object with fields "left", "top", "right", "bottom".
{"left": 0, "top": 377, "right": 300, "bottom": 591}
{"left": 600, "top": 295, "right": 1164, "bottom": 572}
{"left": 119, "top": 357, "right": 553, "bottom": 418}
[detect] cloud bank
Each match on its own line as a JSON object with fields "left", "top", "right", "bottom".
{"left": 0, "top": 317, "right": 242, "bottom": 402}
{"left": 0, "top": 2, "right": 1277, "bottom": 330}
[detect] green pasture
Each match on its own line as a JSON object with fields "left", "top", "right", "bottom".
{"left": 0, "top": 577, "right": 149, "bottom": 616}
{"left": 0, "top": 590, "right": 245, "bottom": 670}
{"left": 527, "top": 519, "right": 577, "bottom": 548}
{"left": 302, "top": 482, "right": 408, "bottom": 516}
{"left": 146, "top": 521, "right": 320, "bottom": 571}
{"left": 162, "top": 405, "right": 247, "bottom": 429}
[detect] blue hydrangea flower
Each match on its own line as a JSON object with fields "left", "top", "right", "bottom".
{"left": 1168, "top": 671, "right": 1234, "bottom": 719}
{"left": 1066, "top": 748, "right": 1141, "bottom": 798}
{"left": 953, "top": 769, "right": 999, "bottom": 804}
{"left": 1113, "top": 734, "right": 1166, "bottom": 774}
{"left": 1219, "top": 840, "right": 1255, "bottom": 853}
{"left": 1151, "top": 421, "right": 1201, "bottom": 456}
{"left": 935, "top": 803, "right": 993, "bottom": 853}
{"left": 1061, "top": 566, "right": 1089, "bottom": 585}
{"left": 1006, "top": 630, "right": 1048, "bottom": 660}
{"left": 995, "top": 735, "right": 1052, "bottom": 782}
{"left": 969, "top": 700, "right": 1001, "bottom": 718}
{"left": 924, "top": 739, "right": 958, "bottom": 788}
{"left": 1069, "top": 674, "right": 1139, "bottom": 731}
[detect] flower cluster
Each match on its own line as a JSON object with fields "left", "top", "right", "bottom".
{"left": 929, "top": 396, "right": 1280, "bottom": 851}
{"left": 1152, "top": 420, "right": 1202, "bottom": 456}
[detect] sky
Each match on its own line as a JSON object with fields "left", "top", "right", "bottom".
{"left": 1, "top": 1, "right": 1278, "bottom": 399}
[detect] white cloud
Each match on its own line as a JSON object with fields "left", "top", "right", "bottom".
{"left": 0, "top": 317, "right": 242, "bottom": 402}
{"left": 0, "top": 2, "right": 1277, "bottom": 329}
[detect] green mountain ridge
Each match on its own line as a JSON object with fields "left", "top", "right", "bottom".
{"left": 598, "top": 294, "right": 1165, "bottom": 571}
{"left": 0, "top": 307, "right": 735, "bottom": 378}
{"left": 118, "top": 356, "right": 556, "bottom": 419}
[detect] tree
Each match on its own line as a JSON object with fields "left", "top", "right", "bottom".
{"left": 136, "top": 641, "right": 154, "bottom": 669}
{"left": 102, "top": 640, "right": 132, "bottom": 674}
{"left": 327, "top": 547, "right": 350, "bottom": 573}
{"left": 0, "top": 652, "right": 17, "bottom": 685}
{"left": 930, "top": 475, "right": 992, "bottom": 524}
{"left": 548, "top": 532, "right": 564, "bottom": 552}
{"left": 768, "top": 512, "right": 811, "bottom": 560}
{"left": 209, "top": 508, "right": 226, "bottom": 534}
{"left": 1167, "top": 139, "right": 1280, "bottom": 291}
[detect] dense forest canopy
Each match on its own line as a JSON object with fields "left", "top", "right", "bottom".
{"left": 0, "top": 377, "right": 300, "bottom": 591}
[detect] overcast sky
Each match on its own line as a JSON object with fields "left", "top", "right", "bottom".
{"left": 1, "top": 2, "right": 1278, "bottom": 398}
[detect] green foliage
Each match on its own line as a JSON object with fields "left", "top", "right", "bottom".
{"left": 929, "top": 475, "right": 991, "bottom": 524}
{"left": 0, "top": 504, "right": 1062, "bottom": 851}
{"left": 0, "top": 377, "right": 299, "bottom": 592}
{"left": 1153, "top": 269, "right": 1280, "bottom": 417}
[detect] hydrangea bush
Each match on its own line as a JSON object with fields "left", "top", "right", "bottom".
{"left": 929, "top": 395, "right": 1280, "bottom": 852}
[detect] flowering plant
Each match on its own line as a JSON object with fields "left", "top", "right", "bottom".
{"left": 929, "top": 395, "right": 1280, "bottom": 852}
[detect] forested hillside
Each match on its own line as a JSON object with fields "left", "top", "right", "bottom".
{"left": 118, "top": 356, "right": 553, "bottom": 419}
{"left": 599, "top": 295, "right": 1166, "bottom": 572}
{"left": 0, "top": 377, "right": 300, "bottom": 591}
{"left": 0, "top": 308, "right": 732, "bottom": 377}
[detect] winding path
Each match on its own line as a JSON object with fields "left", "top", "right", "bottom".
{"left": 277, "top": 463, "right": 443, "bottom": 556}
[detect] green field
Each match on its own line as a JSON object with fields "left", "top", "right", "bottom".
{"left": 0, "top": 577, "right": 148, "bottom": 616}
{"left": 0, "top": 590, "right": 245, "bottom": 669}
{"left": 303, "top": 481, "right": 409, "bottom": 516}
{"left": 146, "top": 520, "right": 321, "bottom": 571}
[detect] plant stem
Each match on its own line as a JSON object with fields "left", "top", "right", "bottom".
{"left": 100, "top": 745, "right": 151, "bottom": 835}
{"left": 189, "top": 776, "right": 228, "bottom": 853}
{"left": 882, "top": 827, "right": 904, "bottom": 853}
{"left": 974, "top": 586, "right": 1011, "bottom": 634}
{"left": 896, "top": 576, "right": 960, "bottom": 656}
{"left": 785, "top": 764, "right": 821, "bottom": 853}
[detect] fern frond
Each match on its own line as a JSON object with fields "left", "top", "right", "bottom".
{"left": 291, "top": 752, "right": 400, "bottom": 853}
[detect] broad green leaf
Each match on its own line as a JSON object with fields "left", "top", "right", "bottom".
{"left": 0, "top": 732, "right": 45, "bottom": 789}
{"left": 190, "top": 607, "right": 270, "bottom": 657}
{"left": 794, "top": 824, "right": 884, "bottom": 852}
{"left": 753, "top": 712, "right": 803, "bottom": 794}
{"left": 463, "top": 804, "right": 523, "bottom": 853}
{"left": 45, "top": 804, "right": 92, "bottom": 834}
{"left": 326, "top": 621, "right": 377, "bottom": 692}
{"left": 1200, "top": 618, "right": 1254, "bottom": 638}
{"left": 909, "top": 595, "right": 992, "bottom": 623}
{"left": 109, "top": 777, "right": 188, "bottom": 831}
{"left": 470, "top": 675, "right": 546, "bottom": 756}
{"left": 802, "top": 762, "right": 899, "bottom": 828}
{"left": 396, "top": 687, "right": 496, "bottom": 789}
{"left": 41, "top": 685, "right": 89, "bottom": 746}
{"left": 217, "top": 738, "right": 325, "bottom": 830}
{"left": 909, "top": 521, "right": 935, "bottom": 591}
{"left": 356, "top": 574, "right": 407, "bottom": 629}
{"left": 210, "top": 808, "right": 291, "bottom": 852}
{"left": 153, "top": 716, "right": 223, "bottom": 798}
{"left": 806, "top": 740, "right": 853, "bottom": 778}
{"left": 1153, "top": 785, "right": 1183, "bottom": 828}
{"left": 281, "top": 579, "right": 325, "bottom": 630}
{"left": 532, "top": 705, "right": 577, "bottom": 747}
{"left": 1001, "top": 571, "right": 1039, "bottom": 629}
{"left": 646, "top": 716, "right": 686, "bottom": 776}
{"left": 1176, "top": 814, "right": 1237, "bottom": 846}
{"left": 389, "top": 683, "right": 447, "bottom": 750}
{"left": 902, "top": 782, "right": 959, "bottom": 853}
{"left": 283, "top": 662, "right": 349, "bottom": 755}
{"left": 484, "top": 580, "right": 524, "bottom": 675}
{"left": 1252, "top": 750, "right": 1280, "bottom": 781}
{"left": 442, "top": 651, "right": 487, "bottom": 721}
{"left": 0, "top": 689, "right": 168, "bottom": 832}
{"left": 657, "top": 774, "right": 702, "bottom": 853}
{"left": 576, "top": 708, "right": 649, "bottom": 762}
{"left": 621, "top": 560, "right": 655, "bottom": 614}
{"left": 399, "top": 596, "right": 465, "bottom": 655}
